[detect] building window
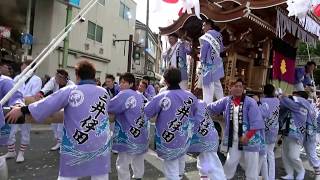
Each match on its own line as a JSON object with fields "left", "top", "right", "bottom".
{"left": 119, "top": 2, "right": 130, "bottom": 21}
{"left": 87, "top": 21, "right": 96, "bottom": 40}
{"left": 98, "top": 0, "right": 105, "bottom": 5}
{"left": 96, "top": 25, "right": 103, "bottom": 42}
{"left": 147, "top": 39, "right": 156, "bottom": 59}
{"left": 87, "top": 21, "right": 103, "bottom": 43}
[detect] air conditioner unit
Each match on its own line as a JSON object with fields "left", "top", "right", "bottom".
{"left": 84, "top": 43, "right": 90, "bottom": 51}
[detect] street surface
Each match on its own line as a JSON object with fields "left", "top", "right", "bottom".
{"left": 0, "top": 125, "right": 316, "bottom": 180}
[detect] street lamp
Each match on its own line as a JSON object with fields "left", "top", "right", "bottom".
{"left": 113, "top": 34, "right": 141, "bottom": 72}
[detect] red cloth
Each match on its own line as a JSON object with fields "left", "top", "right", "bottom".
{"left": 233, "top": 97, "right": 241, "bottom": 106}
{"left": 314, "top": 4, "right": 320, "bottom": 17}
{"left": 245, "top": 129, "right": 257, "bottom": 139}
{"left": 178, "top": 7, "right": 183, "bottom": 16}
{"left": 272, "top": 39, "right": 296, "bottom": 84}
{"left": 272, "top": 51, "right": 296, "bottom": 84}
{"left": 163, "top": 0, "right": 179, "bottom": 3}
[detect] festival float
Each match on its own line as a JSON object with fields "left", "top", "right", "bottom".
{"left": 159, "top": 0, "right": 320, "bottom": 136}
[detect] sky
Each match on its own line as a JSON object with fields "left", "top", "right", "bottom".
{"left": 132, "top": 0, "right": 182, "bottom": 33}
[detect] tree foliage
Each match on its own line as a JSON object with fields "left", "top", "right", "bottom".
{"left": 297, "top": 43, "right": 320, "bottom": 56}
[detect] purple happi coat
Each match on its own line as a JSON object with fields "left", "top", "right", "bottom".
{"left": 259, "top": 98, "right": 280, "bottom": 144}
{"left": 0, "top": 104, "right": 3, "bottom": 126}
{"left": 0, "top": 75, "right": 24, "bottom": 107}
{"left": 145, "top": 88, "right": 198, "bottom": 160}
{"left": 303, "top": 74, "right": 313, "bottom": 86}
{"left": 108, "top": 89, "right": 149, "bottom": 155}
{"left": 145, "top": 85, "right": 156, "bottom": 101}
{"left": 0, "top": 75, "right": 24, "bottom": 145}
{"left": 207, "top": 96, "right": 265, "bottom": 152}
{"left": 177, "top": 41, "right": 191, "bottom": 81}
{"left": 163, "top": 41, "right": 191, "bottom": 81}
{"left": 295, "top": 67, "right": 313, "bottom": 87}
{"left": 280, "top": 96, "right": 311, "bottom": 144}
{"left": 29, "top": 82, "right": 111, "bottom": 177}
{"left": 114, "top": 84, "right": 121, "bottom": 95}
{"left": 188, "top": 100, "right": 219, "bottom": 153}
{"left": 0, "top": 103, "right": 6, "bottom": 145}
{"left": 295, "top": 67, "right": 305, "bottom": 84}
{"left": 305, "top": 101, "right": 318, "bottom": 142}
{"left": 199, "top": 30, "right": 224, "bottom": 86}
{"left": 105, "top": 84, "right": 120, "bottom": 98}
{"left": 315, "top": 105, "right": 320, "bottom": 133}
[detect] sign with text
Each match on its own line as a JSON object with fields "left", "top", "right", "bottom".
{"left": 57, "top": 0, "right": 80, "bottom": 8}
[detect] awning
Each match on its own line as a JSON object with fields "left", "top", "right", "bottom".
{"left": 276, "top": 8, "right": 320, "bottom": 45}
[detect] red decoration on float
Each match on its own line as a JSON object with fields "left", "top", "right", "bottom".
{"left": 163, "top": 0, "right": 179, "bottom": 3}
{"left": 178, "top": 7, "right": 183, "bottom": 16}
{"left": 314, "top": 4, "right": 320, "bottom": 17}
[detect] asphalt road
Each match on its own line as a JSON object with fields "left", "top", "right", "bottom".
{"left": 0, "top": 125, "right": 316, "bottom": 180}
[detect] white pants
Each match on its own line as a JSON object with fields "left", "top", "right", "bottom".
{"left": 223, "top": 142, "right": 259, "bottom": 180}
{"left": 51, "top": 123, "right": 63, "bottom": 141}
{"left": 304, "top": 139, "right": 320, "bottom": 169}
{"left": 197, "top": 151, "right": 226, "bottom": 180}
{"left": 0, "top": 157, "right": 8, "bottom": 180}
{"left": 8, "top": 124, "right": 31, "bottom": 145}
{"left": 258, "top": 154, "right": 268, "bottom": 180}
{"left": 57, "top": 173, "right": 108, "bottom": 180}
{"left": 282, "top": 137, "right": 305, "bottom": 177}
{"left": 116, "top": 152, "right": 145, "bottom": 180}
{"left": 202, "top": 80, "right": 224, "bottom": 104}
{"left": 261, "top": 143, "right": 276, "bottom": 180}
{"left": 163, "top": 155, "right": 186, "bottom": 180}
{"left": 178, "top": 155, "right": 186, "bottom": 176}
{"left": 179, "top": 80, "right": 188, "bottom": 90}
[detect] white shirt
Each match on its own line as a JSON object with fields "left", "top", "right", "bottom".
{"left": 233, "top": 105, "right": 240, "bottom": 142}
{"left": 41, "top": 77, "right": 74, "bottom": 95}
{"left": 14, "top": 74, "right": 42, "bottom": 97}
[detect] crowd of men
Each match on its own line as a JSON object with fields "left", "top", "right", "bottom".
{"left": 0, "top": 18, "right": 319, "bottom": 180}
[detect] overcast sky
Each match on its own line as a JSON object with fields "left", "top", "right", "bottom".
{"left": 132, "top": 0, "right": 181, "bottom": 33}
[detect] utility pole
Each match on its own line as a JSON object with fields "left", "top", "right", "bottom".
{"left": 144, "top": 0, "right": 149, "bottom": 74}
{"left": 24, "top": 0, "right": 32, "bottom": 59}
{"left": 62, "top": 5, "right": 73, "bottom": 68}
{"left": 127, "top": 34, "right": 133, "bottom": 72}
{"left": 113, "top": 35, "right": 134, "bottom": 72}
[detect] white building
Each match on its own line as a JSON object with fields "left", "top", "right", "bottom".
{"left": 133, "top": 20, "right": 162, "bottom": 81}
{"left": 32, "top": 0, "right": 137, "bottom": 82}
{"left": 0, "top": 0, "right": 137, "bottom": 82}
